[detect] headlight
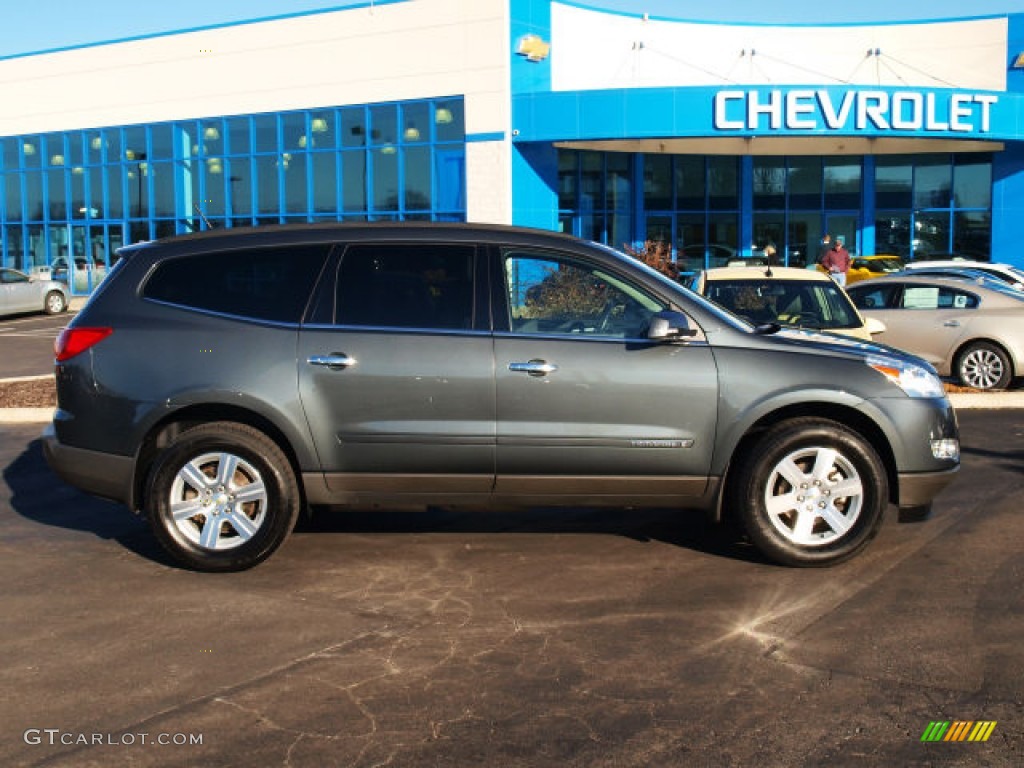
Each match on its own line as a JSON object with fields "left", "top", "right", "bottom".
{"left": 866, "top": 355, "right": 946, "bottom": 398}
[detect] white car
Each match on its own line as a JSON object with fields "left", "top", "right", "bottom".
{"left": 902, "top": 260, "right": 1024, "bottom": 291}
{"left": 0, "top": 268, "right": 69, "bottom": 316}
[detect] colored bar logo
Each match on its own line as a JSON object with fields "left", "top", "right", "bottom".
{"left": 921, "top": 721, "right": 997, "bottom": 742}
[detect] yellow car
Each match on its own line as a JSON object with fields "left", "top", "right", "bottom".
{"left": 817, "top": 254, "right": 904, "bottom": 285}
{"left": 690, "top": 265, "right": 885, "bottom": 340}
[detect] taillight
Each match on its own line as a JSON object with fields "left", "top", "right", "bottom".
{"left": 55, "top": 327, "right": 113, "bottom": 362}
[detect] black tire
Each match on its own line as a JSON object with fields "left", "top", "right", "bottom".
{"left": 728, "top": 418, "right": 888, "bottom": 567}
{"left": 44, "top": 290, "right": 67, "bottom": 315}
{"left": 145, "top": 422, "right": 300, "bottom": 572}
{"left": 956, "top": 341, "right": 1011, "bottom": 391}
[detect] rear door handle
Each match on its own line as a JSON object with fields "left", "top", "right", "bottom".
{"left": 508, "top": 360, "right": 558, "bottom": 377}
{"left": 943, "top": 320, "right": 960, "bottom": 327}
{"left": 308, "top": 354, "right": 356, "bottom": 370}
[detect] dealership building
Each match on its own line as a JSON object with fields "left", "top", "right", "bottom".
{"left": 1, "top": 0, "right": 1023, "bottom": 294}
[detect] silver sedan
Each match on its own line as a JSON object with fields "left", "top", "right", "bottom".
{"left": 0, "top": 268, "right": 70, "bottom": 317}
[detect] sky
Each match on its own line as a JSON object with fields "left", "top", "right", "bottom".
{"left": 1, "top": 0, "right": 1023, "bottom": 58}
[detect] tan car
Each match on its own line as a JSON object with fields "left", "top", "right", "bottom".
{"left": 689, "top": 265, "right": 884, "bottom": 340}
{"left": 847, "top": 274, "right": 1024, "bottom": 390}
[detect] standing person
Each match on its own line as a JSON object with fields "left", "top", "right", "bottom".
{"left": 815, "top": 233, "right": 833, "bottom": 267}
{"left": 822, "top": 236, "right": 851, "bottom": 286}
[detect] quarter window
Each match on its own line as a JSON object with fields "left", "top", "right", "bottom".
{"left": 503, "top": 252, "right": 665, "bottom": 339}
{"left": 142, "top": 245, "right": 330, "bottom": 323}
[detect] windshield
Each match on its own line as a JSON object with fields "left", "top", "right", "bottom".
{"left": 703, "top": 278, "right": 862, "bottom": 330}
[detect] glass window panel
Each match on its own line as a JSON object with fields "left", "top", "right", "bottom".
{"left": 401, "top": 102, "right": 429, "bottom": 144}
{"left": 341, "top": 107, "right": 366, "bottom": 148}
{"left": 607, "top": 154, "right": 630, "bottom": 212}
{"left": 786, "top": 212, "right": 819, "bottom": 267}
{"left": 310, "top": 153, "right": 336, "bottom": 214}
{"left": 282, "top": 112, "right": 307, "bottom": 152}
{"left": 914, "top": 156, "right": 951, "bottom": 209}
{"left": 22, "top": 137, "right": 42, "bottom": 169}
{"left": 228, "top": 158, "right": 252, "bottom": 217}
{"left": 912, "top": 212, "right": 950, "bottom": 258}
{"left": 200, "top": 120, "right": 224, "bottom": 156}
{"left": 434, "top": 99, "right": 464, "bottom": 142}
{"left": 824, "top": 159, "right": 861, "bottom": 209}
{"left": 47, "top": 169, "right": 67, "bottom": 219}
{"left": 150, "top": 124, "right": 173, "bottom": 160}
{"left": 953, "top": 156, "right": 991, "bottom": 209}
{"left": 255, "top": 155, "right": 280, "bottom": 215}
{"left": 152, "top": 161, "right": 175, "bottom": 218}
{"left": 579, "top": 213, "right": 604, "bottom": 243}
{"left": 369, "top": 105, "right": 397, "bottom": 146}
{"left": 644, "top": 154, "right": 671, "bottom": 211}
{"left": 67, "top": 133, "right": 84, "bottom": 167}
{"left": 875, "top": 157, "right": 912, "bottom": 209}
{"left": 342, "top": 152, "right": 366, "bottom": 211}
{"left": 2, "top": 138, "right": 19, "bottom": 170}
{"left": 372, "top": 148, "right": 399, "bottom": 211}
{"left": 708, "top": 157, "right": 738, "bottom": 210}
{"left": 609, "top": 213, "right": 631, "bottom": 251}
{"left": 5, "top": 174, "right": 21, "bottom": 220}
{"left": 788, "top": 157, "right": 821, "bottom": 209}
{"left": 675, "top": 156, "right": 705, "bottom": 211}
{"left": 85, "top": 133, "right": 105, "bottom": 164}
{"left": 154, "top": 220, "right": 177, "bottom": 240}
{"left": 877, "top": 212, "right": 911, "bottom": 258}
{"left": 954, "top": 211, "right": 991, "bottom": 259}
{"left": 309, "top": 112, "right": 336, "bottom": 150}
{"left": 753, "top": 214, "right": 784, "bottom": 255}
{"left": 558, "top": 150, "right": 577, "bottom": 210}
{"left": 45, "top": 134, "right": 67, "bottom": 170}
{"left": 708, "top": 214, "right": 739, "bottom": 262}
{"left": 71, "top": 166, "right": 86, "bottom": 220}
{"left": 580, "top": 152, "right": 602, "bottom": 211}
{"left": 105, "top": 166, "right": 124, "bottom": 219}
{"left": 753, "top": 157, "right": 785, "bottom": 210}
{"left": 404, "top": 146, "right": 431, "bottom": 211}
{"left": 675, "top": 214, "right": 707, "bottom": 271}
{"left": 104, "top": 129, "right": 122, "bottom": 164}
{"left": 27, "top": 224, "right": 44, "bottom": 268}
{"left": 645, "top": 215, "right": 672, "bottom": 245}
{"left": 284, "top": 152, "right": 308, "bottom": 215}
{"left": 227, "top": 117, "right": 251, "bottom": 156}
{"left": 129, "top": 221, "right": 151, "bottom": 244}
{"left": 123, "top": 126, "right": 146, "bottom": 163}
{"left": 127, "top": 162, "right": 149, "bottom": 219}
{"left": 253, "top": 115, "right": 278, "bottom": 154}
{"left": 25, "top": 172, "right": 43, "bottom": 220}
{"left": 4, "top": 225, "right": 25, "bottom": 269}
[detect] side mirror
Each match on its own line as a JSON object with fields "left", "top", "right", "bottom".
{"left": 648, "top": 310, "right": 698, "bottom": 341}
{"left": 865, "top": 317, "right": 887, "bottom": 335}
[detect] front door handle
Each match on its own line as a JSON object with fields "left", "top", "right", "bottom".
{"left": 508, "top": 360, "right": 558, "bottom": 377}
{"left": 943, "top": 320, "right": 961, "bottom": 327}
{"left": 308, "top": 354, "right": 356, "bottom": 370}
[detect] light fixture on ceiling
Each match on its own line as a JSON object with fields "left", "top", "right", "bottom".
{"left": 311, "top": 117, "right": 329, "bottom": 133}
{"left": 404, "top": 125, "right": 421, "bottom": 141}
{"left": 22, "top": 142, "right": 36, "bottom": 156}
{"left": 90, "top": 136, "right": 104, "bottom": 151}
{"left": 50, "top": 154, "right": 65, "bottom": 166}
{"left": 203, "top": 126, "right": 221, "bottom": 141}
{"left": 298, "top": 134, "right": 315, "bottom": 149}
{"left": 381, "top": 144, "right": 397, "bottom": 155}
{"left": 125, "top": 149, "right": 137, "bottom": 160}
{"left": 435, "top": 108, "right": 453, "bottom": 125}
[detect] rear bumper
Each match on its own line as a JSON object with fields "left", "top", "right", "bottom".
{"left": 42, "top": 423, "right": 134, "bottom": 508}
{"left": 897, "top": 465, "right": 959, "bottom": 508}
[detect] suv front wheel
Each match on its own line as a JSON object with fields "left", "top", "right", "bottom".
{"left": 730, "top": 418, "right": 888, "bottom": 567}
{"left": 146, "top": 422, "right": 301, "bottom": 572}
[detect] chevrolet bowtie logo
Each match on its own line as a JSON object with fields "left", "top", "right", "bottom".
{"left": 516, "top": 34, "right": 551, "bottom": 63}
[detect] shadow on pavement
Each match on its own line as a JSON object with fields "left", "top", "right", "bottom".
{"left": 5, "top": 436, "right": 763, "bottom": 568}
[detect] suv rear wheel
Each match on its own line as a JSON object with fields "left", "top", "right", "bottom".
{"left": 730, "top": 418, "right": 888, "bottom": 567}
{"left": 146, "top": 422, "right": 300, "bottom": 572}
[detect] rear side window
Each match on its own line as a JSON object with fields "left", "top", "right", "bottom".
{"left": 143, "top": 245, "right": 330, "bottom": 323}
{"left": 335, "top": 243, "right": 475, "bottom": 330}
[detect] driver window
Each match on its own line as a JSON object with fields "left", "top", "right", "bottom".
{"left": 503, "top": 252, "right": 665, "bottom": 339}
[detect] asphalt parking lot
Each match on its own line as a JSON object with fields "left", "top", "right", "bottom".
{"left": 0, "top": 310, "right": 77, "bottom": 378}
{"left": 1, "top": 410, "right": 1022, "bottom": 768}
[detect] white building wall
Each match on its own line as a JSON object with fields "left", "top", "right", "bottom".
{"left": 0, "top": 0, "right": 514, "bottom": 222}
{"left": 551, "top": 4, "right": 1009, "bottom": 93}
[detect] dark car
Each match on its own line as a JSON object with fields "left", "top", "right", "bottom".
{"left": 44, "top": 223, "right": 960, "bottom": 571}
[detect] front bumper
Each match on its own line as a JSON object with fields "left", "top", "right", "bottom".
{"left": 42, "top": 423, "right": 134, "bottom": 508}
{"left": 897, "top": 465, "right": 960, "bottom": 508}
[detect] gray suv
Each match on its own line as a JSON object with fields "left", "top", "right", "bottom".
{"left": 43, "top": 223, "right": 960, "bottom": 571}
